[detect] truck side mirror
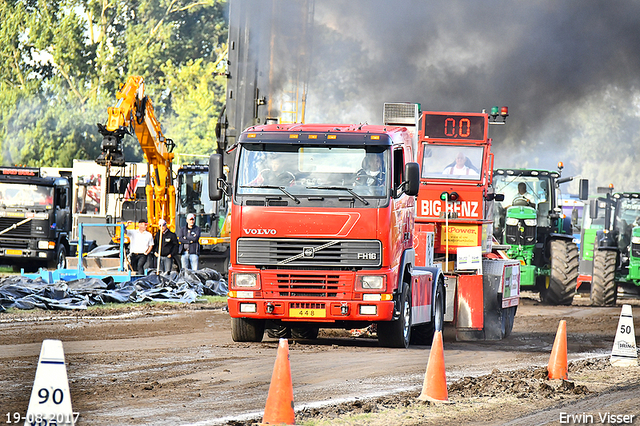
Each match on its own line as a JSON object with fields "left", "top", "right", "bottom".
{"left": 578, "top": 179, "right": 589, "bottom": 200}
{"left": 403, "top": 162, "right": 420, "bottom": 196}
{"left": 209, "top": 154, "right": 224, "bottom": 201}
{"left": 589, "top": 198, "right": 598, "bottom": 219}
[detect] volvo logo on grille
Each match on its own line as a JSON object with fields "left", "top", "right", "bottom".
{"left": 303, "top": 247, "right": 314, "bottom": 258}
{"left": 243, "top": 228, "right": 276, "bottom": 235}
{"left": 357, "top": 252, "right": 377, "bottom": 260}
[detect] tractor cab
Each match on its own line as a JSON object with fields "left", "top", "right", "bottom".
{"left": 493, "top": 170, "right": 565, "bottom": 246}
{"left": 492, "top": 166, "right": 577, "bottom": 305}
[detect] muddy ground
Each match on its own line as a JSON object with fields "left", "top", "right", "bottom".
{"left": 1, "top": 294, "right": 639, "bottom": 425}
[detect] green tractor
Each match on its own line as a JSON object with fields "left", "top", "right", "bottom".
{"left": 493, "top": 165, "right": 579, "bottom": 305}
{"left": 578, "top": 187, "right": 640, "bottom": 306}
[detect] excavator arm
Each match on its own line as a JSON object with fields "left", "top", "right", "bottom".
{"left": 96, "top": 76, "right": 176, "bottom": 233}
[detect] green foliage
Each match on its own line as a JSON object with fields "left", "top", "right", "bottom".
{"left": 0, "top": 0, "right": 228, "bottom": 167}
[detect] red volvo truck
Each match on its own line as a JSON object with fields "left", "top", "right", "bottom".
{"left": 411, "top": 106, "right": 520, "bottom": 340}
{"left": 209, "top": 121, "right": 445, "bottom": 348}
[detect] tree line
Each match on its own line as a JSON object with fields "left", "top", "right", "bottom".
{"left": 0, "top": 0, "right": 228, "bottom": 167}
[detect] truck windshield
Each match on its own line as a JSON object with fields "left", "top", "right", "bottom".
{"left": 0, "top": 183, "right": 53, "bottom": 208}
{"left": 236, "top": 144, "right": 389, "bottom": 198}
{"left": 421, "top": 145, "right": 483, "bottom": 180}
{"left": 177, "top": 170, "right": 222, "bottom": 234}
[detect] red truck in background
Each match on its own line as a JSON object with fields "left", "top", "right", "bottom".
{"left": 209, "top": 120, "right": 445, "bottom": 348}
{"left": 413, "top": 107, "right": 520, "bottom": 340}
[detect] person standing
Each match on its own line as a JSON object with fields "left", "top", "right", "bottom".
{"left": 179, "top": 213, "right": 201, "bottom": 270}
{"left": 153, "top": 219, "right": 179, "bottom": 274}
{"left": 125, "top": 220, "right": 154, "bottom": 275}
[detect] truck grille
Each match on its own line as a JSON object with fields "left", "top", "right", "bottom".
{"left": 0, "top": 217, "right": 34, "bottom": 237}
{"left": 237, "top": 238, "right": 382, "bottom": 268}
{"left": 0, "top": 238, "right": 29, "bottom": 249}
{"left": 261, "top": 271, "right": 353, "bottom": 299}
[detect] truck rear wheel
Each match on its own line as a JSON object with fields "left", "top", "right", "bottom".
{"left": 542, "top": 239, "right": 578, "bottom": 305}
{"left": 501, "top": 306, "right": 517, "bottom": 338}
{"left": 378, "top": 284, "right": 411, "bottom": 348}
{"left": 291, "top": 326, "right": 319, "bottom": 340}
{"left": 266, "top": 324, "right": 291, "bottom": 339}
{"left": 231, "top": 317, "right": 265, "bottom": 342}
{"left": 410, "top": 276, "right": 445, "bottom": 345}
{"left": 591, "top": 250, "right": 617, "bottom": 306}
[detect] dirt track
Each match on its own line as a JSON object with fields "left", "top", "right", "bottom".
{"left": 1, "top": 294, "right": 639, "bottom": 425}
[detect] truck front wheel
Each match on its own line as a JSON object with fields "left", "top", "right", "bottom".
{"left": 542, "top": 239, "right": 578, "bottom": 305}
{"left": 378, "top": 284, "right": 411, "bottom": 348}
{"left": 231, "top": 317, "right": 265, "bottom": 342}
{"left": 591, "top": 250, "right": 617, "bottom": 306}
{"left": 49, "top": 246, "right": 67, "bottom": 270}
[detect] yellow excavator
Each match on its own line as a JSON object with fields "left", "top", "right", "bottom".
{"left": 97, "top": 75, "right": 176, "bottom": 234}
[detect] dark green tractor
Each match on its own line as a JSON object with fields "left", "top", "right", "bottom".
{"left": 578, "top": 188, "right": 640, "bottom": 306}
{"left": 493, "top": 166, "right": 579, "bottom": 305}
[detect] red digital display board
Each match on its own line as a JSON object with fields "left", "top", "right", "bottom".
{"left": 423, "top": 114, "right": 485, "bottom": 140}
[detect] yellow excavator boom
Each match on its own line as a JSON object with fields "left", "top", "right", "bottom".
{"left": 96, "top": 76, "right": 176, "bottom": 233}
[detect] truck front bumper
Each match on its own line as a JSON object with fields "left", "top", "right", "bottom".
{"left": 0, "top": 247, "right": 53, "bottom": 261}
{"left": 227, "top": 297, "right": 395, "bottom": 323}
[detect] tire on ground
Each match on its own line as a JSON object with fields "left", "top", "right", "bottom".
{"left": 266, "top": 324, "right": 291, "bottom": 339}
{"left": 378, "top": 283, "right": 411, "bottom": 348}
{"left": 501, "top": 305, "right": 517, "bottom": 338}
{"left": 591, "top": 249, "right": 617, "bottom": 306}
{"left": 291, "top": 326, "right": 319, "bottom": 340}
{"left": 542, "top": 239, "right": 578, "bottom": 305}
{"left": 48, "top": 245, "right": 67, "bottom": 270}
{"left": 231, "top": 317, "right": 265, "bottom": 342}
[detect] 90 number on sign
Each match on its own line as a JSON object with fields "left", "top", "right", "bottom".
{"left": 39, "top": 387, "right": 64, "bottom": 405}
{"left": 424, "top": 114, "right": 485, "bottom": 140}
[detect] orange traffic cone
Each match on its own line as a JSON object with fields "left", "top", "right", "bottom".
{"left": 548, "top": 320, "right": 568, "bottom": 380}
{"left": 260, "top": 338, "right": 295, "bottom": 425}
{"left": 417, "top": 331, "right": 450, "bottom": 403}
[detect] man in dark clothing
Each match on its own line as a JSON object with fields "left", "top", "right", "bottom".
{"left": 178, "top": 213, "right": 201, "bottom": 270}
{"left": 152, "top": 219, "right": 179, "bottom": 273}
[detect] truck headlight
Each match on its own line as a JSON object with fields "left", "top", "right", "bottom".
{"left": 632, "top": 236, "right": 640, "bottom": 244}
{"left": 38, "top": 241, "right": 54, "bottom": 250}
{"left": 232, "top": 273, "right": 259, "bottom": 289}
{"left": 524, "top": 219, "right": 537, "bottom": 226}
{"left": 505, "top": 217, "right": 519, "bottom": 226}
{"left": 356, "top": 275, "right": 385, "bottom": 290}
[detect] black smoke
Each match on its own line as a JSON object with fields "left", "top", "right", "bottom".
{"left": 302, "top": 0, "right": 640, "bottom": 187}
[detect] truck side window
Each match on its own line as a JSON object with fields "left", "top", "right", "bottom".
{"left": 56, "top": 188, "right": 67, "bottom": 208}
{"left": 393, "top": 148, "right": 404, "bottom": 197}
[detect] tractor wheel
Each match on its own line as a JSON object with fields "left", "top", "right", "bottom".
{"left": 231, "top": 317, "right": 265, "bottom": 342}
{"left": 378, "top": 284, "right": 412, "bottom": 348}
{"left": 591, "top": 250, "right": 617, "bottom": 306}
{"left": 291, "top": 326, "right": 319, "bottom": 340}
{"left": 541, "top": 239, "right": 578, "bottom": 305}
{"left": 410, "top": 276, "right": 445, "bottom": 345}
